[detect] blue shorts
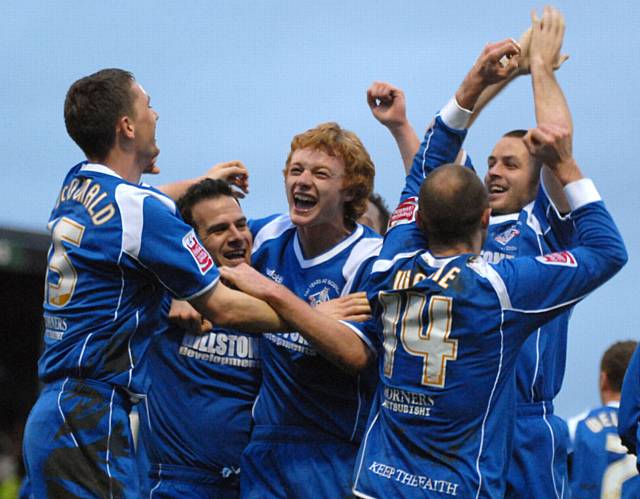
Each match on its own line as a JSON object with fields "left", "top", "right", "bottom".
{"left": 148, "top": 463, "right": 240, "bottom": 498}
{"left": 505, "top": 402, "right": 569, "bottom": 499}
{"left": 240, "top": 425, "right": 358, "bottom": 499}
{"left": 23, "top": 378, "right": 139, "bottom": 498}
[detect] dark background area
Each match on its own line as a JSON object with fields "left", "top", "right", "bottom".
{"left": 0, "top": 228, "right": 48, "bottom": 478}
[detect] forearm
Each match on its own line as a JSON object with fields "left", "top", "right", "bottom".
{"left": 531, "top": 60, "right": 573, "bottom": 133}
{"left": 157, "top": 177, "right": 203, "bottom": 200}
{"left": 191, "top": 282, "right": 289, "bottom": 333}
{"left": 265, "top": 284, "right": 372, "bottom": 373}
{"left": 388, "top": 121, "right": 421, "bottom": 175}
{"left": 466, "top": 71, "right": 519, "bottom": 128}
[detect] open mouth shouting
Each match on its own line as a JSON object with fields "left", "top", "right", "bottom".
{"left": 222, "top": 248, "right": 248, "bottom": 266}
{"left": 293, "top": 192, "right": 317, "bottom": 213}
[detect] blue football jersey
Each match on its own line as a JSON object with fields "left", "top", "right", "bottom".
{"left": 140, "top": 307, "right": 261, "bottom": 470}
{"left": 571, "top": 404, "right": 639, "bottom": 498}
{"left": 620, "top": 345, "right": 640, "bottom": 471}
{"left": 348, "top": 186, "right": 626, "bottom": 497}
{"left": 249, "top": 214, "right": 382, "bottom": 441}
{"left": 400, "top": 100, "right": 576, "bottom": 407}
{"left": 40, "top": 162, "right": 219, "bottom": 395}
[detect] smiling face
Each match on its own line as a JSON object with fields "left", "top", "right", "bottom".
{"left": 190, "top": 195, "right": 252, "bottom": 267}
{"left": 284, "top": 147, "right": 351, "bottom": 231}
{"left": 484, "top": 136, "right": 539, "bottom": 215}
{"left": 129, "top": 82, "right": 160, "bottom": 173}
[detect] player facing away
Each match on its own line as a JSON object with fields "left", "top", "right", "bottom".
{"left": 240, "top": 122, "right": 382, "bottom": 498}
{"left": 569, "top": 340, "right": 640, "bottom": 498}
{"left": 22, "top": 69, "right": 287, "bottom": 498}
{"left": 367, "top": 8, "right": 578, "bottom": 497}
{"left": 221, "top": 119, "right": 627, "bottom": 497}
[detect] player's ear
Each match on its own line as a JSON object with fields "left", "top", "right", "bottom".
{"left": 599, "top": 370, "right": 609, "bottom": 393}
{"left": 416, "top": 209, "right": 426, "bottom": 232}
{"left": 480, "top": 207, "right": 491, "bottom": 229}
{"left": 118, "top": 115, "right": 135, "bottom": 140}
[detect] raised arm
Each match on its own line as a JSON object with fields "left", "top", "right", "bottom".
{"left": 466, "top": 25, "right": 569, "bottom": 128}
{"left": 158, "top": 160, "right": 249, "bottom": 200}
{"left": 400, "top": 39, "right": 521, "bottom": 202}
{"left": 220, "top": 263, "right": 373, "bottom": 373}
{"left": 367, "top": 82, "right": 421, "bottom": 174}
{"left": 529, "top": 6, "right": 573, "bottom": 213}
{"left": 498, "top": 123, "right": 627, "bottom": 329}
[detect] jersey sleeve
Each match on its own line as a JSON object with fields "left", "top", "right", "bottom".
{"left": 118, "top": 186, "right": 220, "bottom": 300}
{"left": 495, "top": 193, "right": 626, "bottom": 338}
{"left": 401, "top": 97, "right": 471, "bottom": 202}
{"left": 535, "top": 179, "right": 578, "bottom": 250}
{"left": 248, "top": 213, "right": 281, "bottom": 239}
{"left": 619, "top": 345, "right": 640, "bottom": 459}
{"left": 385, "top": 99, "right": 472, "bottom": 256}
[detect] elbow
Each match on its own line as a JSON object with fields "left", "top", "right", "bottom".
{"left": 338, "top": 349, "right": 373, "bottom": 375}
{"left": 611, "top": 241, "right": 629, "bottom": 273}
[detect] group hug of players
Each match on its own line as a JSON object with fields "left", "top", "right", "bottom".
{"left": 20, "top": 5, "right": 640, "bottom": 498}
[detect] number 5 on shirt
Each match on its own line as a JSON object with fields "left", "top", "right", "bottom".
{"left": 46, "top": 217, "right": 85, "bottom": 307}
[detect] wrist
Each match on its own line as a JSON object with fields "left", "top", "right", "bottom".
{"left": 530, "top": 56, "right": 553, "bottom": 74}
{"left": 388, "top": 120, "right": 416, "bottom": 138}
{"left": 554, "top": 158, "right": 583, "bottom": 186}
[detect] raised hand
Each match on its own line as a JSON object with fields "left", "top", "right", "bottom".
{"left": 529, "top": 6, "right": 569, "bottom": 72}
{"left": 456, "top": 38, "right": 521, "bottom": 110}
{"left": 367, "top": 82, "right": 410, "bottom": 131}
{"left": 203, "top": 160, "right": 249, "bottom": 198}
{"left": 523, "top": 123, "right": 581, "bottom": 185}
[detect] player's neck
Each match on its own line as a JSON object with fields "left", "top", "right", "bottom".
{"left": 601, "top": 390, "right": 621, "bottom": 406}
{"left": 296, "top": 221, "right": 353, "bottom": 259}
{"left": 429, "top": 231, "right": 482, "bottom": 257}
{"left": 99, "top": 149, "right": 142, "bottom": 184}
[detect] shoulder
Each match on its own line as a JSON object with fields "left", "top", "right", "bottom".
{"left": 250, "top": 214, "right": 295, "bottom": 252}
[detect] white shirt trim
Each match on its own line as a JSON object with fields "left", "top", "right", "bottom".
{"left": 293, "top": 225, "right": 364, "bottom": 268}
{"left": 564, "top": 178, "right": 601, "bottom": 212}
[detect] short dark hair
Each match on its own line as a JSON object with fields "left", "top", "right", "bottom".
{"left": 419, "top": 164, "right": 488, "bottom": 246}
{"left": 368, "top": 192, "right": 390, "bottom": 235}
{"left": 502, "top": 129, "right": 528, "bottom": 139}
{"left": 64, "top": 68, "right": 135, "bottom": 162}
{"left": 601, "top": 340, "right": 638, "bottom": 393}
{"left": 177, "top": 178, "right": 237, "bottom": 230}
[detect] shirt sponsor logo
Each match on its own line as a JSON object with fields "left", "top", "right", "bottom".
{"left": 182, "top": 230, "right": 214, "bottom": 274}
{"left": 43, "top": 314, "right": 67, "bottom": 340}
{"left": 179, "top": 331, "right": 260, "bottom": 368}
{"left": 494, "top": 227, "right": 520, "bottom": 246}
{"left": 382, "top": 387, "right": 435, "bottom": 417}
{"left": 536, "top": 251, "right": 577, "bottom": 267}
{"left": 264, "top": 332, "right": 316, "bottom": 355}
{"left": 389, "top": 196, "right": 418, "bottom": 229}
